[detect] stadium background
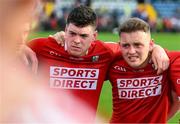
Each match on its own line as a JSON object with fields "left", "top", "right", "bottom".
{"left": 29, "top": 0, "right": 180, "bottom": 123}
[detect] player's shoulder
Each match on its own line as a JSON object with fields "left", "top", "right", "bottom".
{"left": 92, "top": 40, "right": 110, "bottom": 51}
{"left": 29, "top": 37, "right": 56, "bottom": 44}
{"left": 94, "top": 40, "right": 119, "bottom": 48}
{"left": 93, "top": 40, "right": 119, "bottom": 53}
{"left": 89, "top": 40, "right": 115, "bottom": 59}
{"left": 104, "top": 42, "right": 119, "bottom": 47}
{"left": 28, "top": 37, "right": 58, "bottom": 48}
{"left": 167, "top": 51, "right": 180, "bottom": 63}
{"left": 93, "top": 40, "right": 107, "bottom": 47}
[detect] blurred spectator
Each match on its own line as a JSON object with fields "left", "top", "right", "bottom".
{"left": 57, "top": 7, "right": 69, "bottom": 31}
{"left": 49, "top": 11, "right": 58, "bottom": 30}
{"left": 163, "top": 18, "right": 173, "bottom": 32}
{"left": 74, "top": 0, "right": 91, "bottom": 7}
{"left": 39, "top": 0, "right": 59, "bottom": 30}
{"left": 131, "top": 5, "right": 148, "bottom": 22}
{"left": 132, "top": 0, "right": 157, "bottom": 31}
{"left": 43, "top": 0, "right": 55, "bottom": 16}
{"left": 156, "top": 18, "right": 164, "bottom": 32}
{"left": 170, "top": 8, "right": 180, "bottom": 32}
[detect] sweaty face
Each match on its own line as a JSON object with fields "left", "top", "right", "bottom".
{"left": 65, "top": 23, "right": 97, "bottom": 57}
{"left": 120, "top": 31, "right": 153, "bottom": 69}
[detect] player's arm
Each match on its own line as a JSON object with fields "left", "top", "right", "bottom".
{"left": 18, "top": 31, "right": 65, "bottom": 74}
{"left": 151, "top": 44, "right": 169, "bottom": 74}
{"left": 18, "top": 44, "right": 38, "bottom": 74}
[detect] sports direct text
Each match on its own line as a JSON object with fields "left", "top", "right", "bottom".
{"left": 117, "top": 76, "right": 163, "bottom": 99}
{"left": 50, "top": 66, "right": 99, "bottom": 90}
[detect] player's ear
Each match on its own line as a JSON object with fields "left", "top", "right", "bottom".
{"left": 65, "top": 25, "right": 68, "bottom": 32}
{"left": 149, "top": 39, "right": 154, "bottom": 51}
{"left": 93, "top": 30, "right": 98, "bottom": 41}
{"left": 65, "top": 24, "right": 70, "bottom": 33}
{"left": 64, "top": 25, "right": 69, "bottom": 39}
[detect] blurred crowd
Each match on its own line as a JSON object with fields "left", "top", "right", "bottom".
{"left": 33, "top": 0, "right": 180, "bottom": 32}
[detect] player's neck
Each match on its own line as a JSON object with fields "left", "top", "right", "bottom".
{"left": 137, "top": 55, "right": 151, "bottom": 69}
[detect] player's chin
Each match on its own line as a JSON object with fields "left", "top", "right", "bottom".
{"left": 128, "top": 62, "right": 140, "bottom": 68}
{"left": 70, "top": 51, "right": 82, "bottom": 57}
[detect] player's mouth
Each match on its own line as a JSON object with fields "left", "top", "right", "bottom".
{"left": 128, "top": 56, "right": 139, "bottom": 62}
{"left": 71, "top": 46, "right": 81, "bottom": 52}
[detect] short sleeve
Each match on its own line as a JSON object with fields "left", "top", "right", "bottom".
{"left": 169, "top": 53, "right": 180, "bottom": 101}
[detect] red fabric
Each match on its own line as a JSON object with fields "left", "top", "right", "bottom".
{"left": 168, "top": 51, "right": 180, "bottom": 99}
{"left": 28, "top": 37, "right": 115, "bottom": 122}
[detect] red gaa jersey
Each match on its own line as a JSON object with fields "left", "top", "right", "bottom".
{"left": 28, "top": 37, "right": 115, "bottom": 122}
{"left": 168, "top": 51, "right": 180, "bottom": 101}
{"left": 109, "top": 51, "right": 180, "bottom": 123}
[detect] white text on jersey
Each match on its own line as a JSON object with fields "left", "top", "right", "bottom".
{"left": 117, "top": 75, "right": 163, "bottom": 99}
{"left": 50, "top": 66, "right": 99, "bottom": 90}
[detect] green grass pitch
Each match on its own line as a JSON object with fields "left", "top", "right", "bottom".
{"left": 29, "top": 31, "right": 180, "bottom": 123}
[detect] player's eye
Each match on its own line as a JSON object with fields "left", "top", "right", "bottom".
{"left": 122, "top": 44, "right": 129, "bottom": 48}
{"left": 134, "top": 43, "right": 141, "bottom": 48}
{"left": 69, "top": 32, "right": 76, "bottom": 36}
{"left": 80, "top": 34, "right": 88, "bottom": 39}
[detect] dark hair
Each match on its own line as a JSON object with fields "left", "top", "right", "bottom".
{"left": 67, "top": 5, "right": 97, "bottom": 28}
{"left": 119, "top": 18, "right": 150, "bottom": 35}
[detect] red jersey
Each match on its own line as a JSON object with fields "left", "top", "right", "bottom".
{"left": 28, "top": 37, "right": 115, "bottom": 122}
{"left": 109, "top": 51, "right": 180, "bottom": 123}
{"left": 168, "top": 51, "right": 180, "bottom": 100}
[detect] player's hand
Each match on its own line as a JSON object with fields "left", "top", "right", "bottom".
{"left": 49, "top": 31, "right": 65, "bottom": 46}
{"left": 18, "top": 44, "right": 38, "bottom": 74}
{"left": 151, "top": 44, "right": 169, "bottom": 75}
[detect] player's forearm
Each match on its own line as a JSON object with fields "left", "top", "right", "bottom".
{"left": 18, "top": 44, "right": 38, "bottom": 74}
{"left": 151, "top": 44, "right": 169, "bottom": 74}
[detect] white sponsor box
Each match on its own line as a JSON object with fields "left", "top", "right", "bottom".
{"left": 50, "top": 66, "right": 99, "bottom": 79}
{"left": 117, "top": 76, "right": 163, "bottom": 99}
{"left": 118, "top": 85, "right": 162, "bottom": 99}
{"left": 117, "top": 75, "right": 163, "bottom": 88}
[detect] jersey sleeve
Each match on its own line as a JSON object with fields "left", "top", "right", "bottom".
{"left": 104, "top": 42, "right": 121, "bottom": 54}
{"left": 104, "top": 42, "right": 122, "bottom": 60}
{"left": 169, "top": 52, "right": 180, "bottom": 101}
{"left": 27, "top": 38, "right": 48, "bottom": 54}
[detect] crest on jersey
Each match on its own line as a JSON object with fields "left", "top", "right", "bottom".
{"left": 177, "top": 79, "right": 180, "bottom": 84}
{"left": 92, "top": 55, "right": 99, "bottom": 62}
